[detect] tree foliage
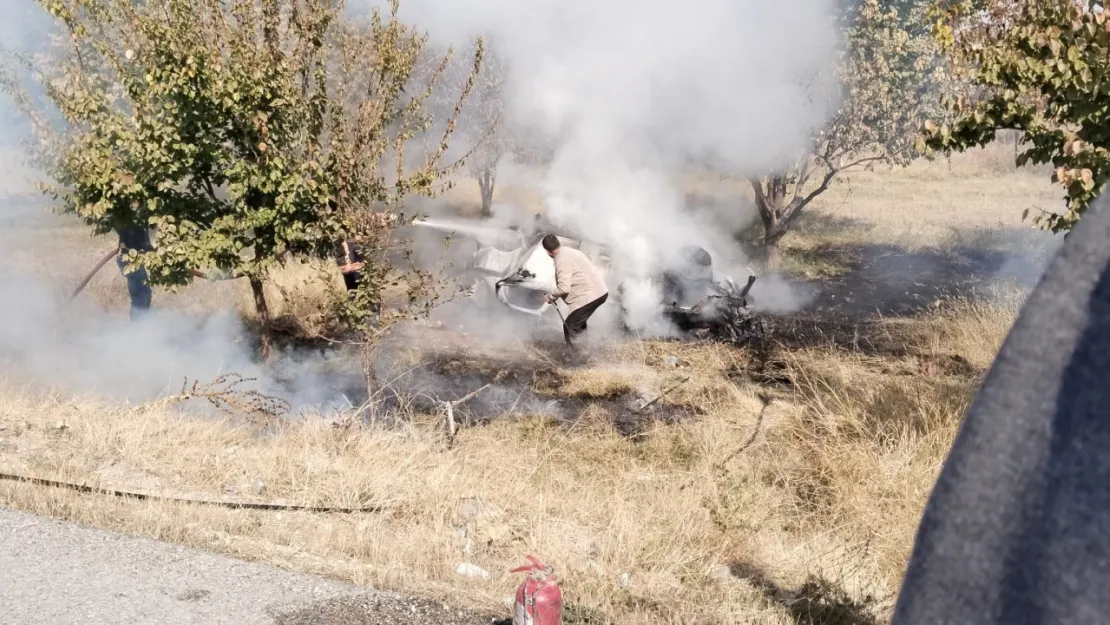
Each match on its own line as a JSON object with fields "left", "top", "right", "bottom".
{"left": 5, "top": 0, "right": 480, "bottom": 356}
{"left": 749, "top": 0, "right": 946, "bottom": 263}
{"left": 922, "top": 0, "right": 1110, "bottom": 232}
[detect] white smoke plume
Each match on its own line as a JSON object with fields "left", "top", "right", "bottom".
{"left": 373, "top": 0, "right": 841, "bottom": 333}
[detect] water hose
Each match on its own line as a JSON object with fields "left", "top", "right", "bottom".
{"left": 68, "top": 247, "right": 119, "bottom": 303}
{"left": 552, "top": 299, "right": 567, "bottom": 331}
{"left": 68, "top": 248, "right": 244, "bottom": 305}
{"left": 0, "top": 470, "right": 386, "bottom": 513}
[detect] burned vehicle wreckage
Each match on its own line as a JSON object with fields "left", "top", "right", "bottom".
{"left": 462, "top": 228, "right": 768, "bottom": 346}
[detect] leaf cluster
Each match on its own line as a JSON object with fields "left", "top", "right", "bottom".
{"left": 923, "top": 0, "right": 1110, "bottom": 231}
{"left": 751, "top": 0, "right": 948, "bottom": 241}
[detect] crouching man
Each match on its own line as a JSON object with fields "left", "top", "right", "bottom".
{"left": 335, "top": 238, "right": 384, "bottom": 325}
{"left": 542, "top": 234, "right": 608, "bottom": 348}
{"left": 335, "top": 239, "right": 366, "bottom": 296}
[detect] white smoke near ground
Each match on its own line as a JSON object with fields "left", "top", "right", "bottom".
{"left": 374, "top": 0, "right": 841, "bottom": 335}
{"left": 0, "top": 275, "right": 244, "bottom": 397}
{"left": 0, "top": 257, "right": 365, "bottom": 412}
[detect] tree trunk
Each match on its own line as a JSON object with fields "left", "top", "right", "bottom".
{"left": 756, "top": 188, "right": 784, "bottom": 270}
{"left": 751, "top": 175, "right": 807, "bottom": 271}
{"left": 249, "top": 277, "right": 274, "bottom": 362}
{"left": 763, "top": 234, "right": 782, "bottom": 269}
{"left": 762, "top": 220, "right": 788, "bottom": 270}
{"left": 478, "top": 168, "right": 495, "bottom": 218}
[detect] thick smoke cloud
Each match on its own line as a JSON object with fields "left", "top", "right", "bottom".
{"left": 393, "top": 0, "right": 839, "bottom": 171}
{"left": 375, "top": 0, "right": 841, "bottom": 331}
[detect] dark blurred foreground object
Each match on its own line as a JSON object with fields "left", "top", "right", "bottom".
{"left": 116, "top": 226, "right": 154, "bottom": 321}
{"left": 892, "top": 196, "right": 1110, "bottom": 624}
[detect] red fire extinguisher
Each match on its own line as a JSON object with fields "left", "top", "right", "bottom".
{"left": 511, "top": 555, "right": 562, "bottom": 625}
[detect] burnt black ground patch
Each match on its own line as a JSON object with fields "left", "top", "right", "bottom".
{"left": 791, "top": 241, "right": 1049, "bottom": 319}
{"left": 376, "top": 349, "right": 697, "bottom": 438}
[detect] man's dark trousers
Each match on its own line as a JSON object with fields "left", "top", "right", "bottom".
{"left": 563, "top": 293, "right": 608, "bottom": 347}
{"left": 117, "top": 226, "right": 153, "bottom": 321}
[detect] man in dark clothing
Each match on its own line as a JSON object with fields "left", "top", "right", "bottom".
{"left": 116, "top": 225, "right": 153, "bottom": 321}
{"left": 891, "top": 195, "right": 1110, "bottom": 625}
{"left": 335, "top": 240, "right": 365, "bottom": 295}
{"left": 335, "top": 239, "right": 381, "bottom": 323}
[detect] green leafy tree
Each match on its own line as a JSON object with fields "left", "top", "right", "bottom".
{"left": 922, "top": 0, "right": 1110, "bottom": 232}
{"left": 749, "top": 0, "right": 946, "bottom": 265}
{"left": 5, "top": 0, "right": 479, "bottom": 358}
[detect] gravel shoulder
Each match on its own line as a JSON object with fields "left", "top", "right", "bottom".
{"left": 0, "top": 507, "right": 497, "bottom": 625}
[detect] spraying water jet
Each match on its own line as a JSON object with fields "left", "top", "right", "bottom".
{"left": 412, "top": 218, "right": 527, "bottom": 251}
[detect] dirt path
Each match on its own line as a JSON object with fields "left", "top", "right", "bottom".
{"left": 0, "top": 507, "right": 496, "bottom": 625}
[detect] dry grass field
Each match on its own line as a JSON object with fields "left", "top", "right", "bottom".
{"left": 0, "top": 141, "right": 1064, "bottom": 624}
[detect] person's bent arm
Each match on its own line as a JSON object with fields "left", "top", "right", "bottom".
{"left": 550, "top": 257, "right": 571, "bottom": 302}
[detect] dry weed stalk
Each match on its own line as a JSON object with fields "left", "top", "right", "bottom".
{"left": 633, "top": 376, "right": 691, "bottom": 414}
{"left": 719, "top": 393, "right": 772, "bottom": 466}
{"left": 443, "top": 384, "right": 491, "bottom": 447}
{"left": 155, "top": 373, "right": 290, "bottom": 423}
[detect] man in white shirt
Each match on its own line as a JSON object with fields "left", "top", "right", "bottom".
{"left": 542, "top": 234, "right": 609, "bottom": 347}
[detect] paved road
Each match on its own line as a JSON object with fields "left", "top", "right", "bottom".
{"left": 0, "top": 507, "right": 496, "bottom": 625}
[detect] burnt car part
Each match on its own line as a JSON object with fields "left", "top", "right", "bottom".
{"left": 663, "top": 274, "right": 769, "bottom": 346}
{"left": 661, "top": 245, "right": 715, "bottom": 308}
{"left": 495, "top": 268, "right": 553, "bottom": 316}
{"left": 463, "top": 231, "right": 770, "bottom": 346}
{"left": 496, "top": 268, "right": 536, "bottom": 286}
